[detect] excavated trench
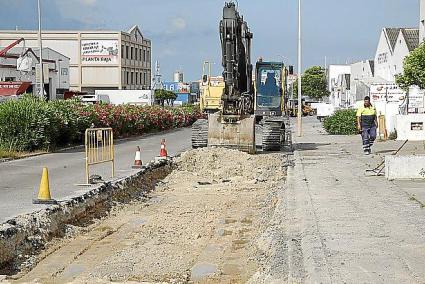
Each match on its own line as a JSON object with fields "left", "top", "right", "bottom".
{"left": 0, "top": 160, "right": 172, "bottom": 276}
{"left": 1, "top": 148, "right": 288, "bottom": 283}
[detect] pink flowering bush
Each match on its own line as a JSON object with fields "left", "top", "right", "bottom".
{"left": 0, "top": 95, "right": 205, "bottom": 151}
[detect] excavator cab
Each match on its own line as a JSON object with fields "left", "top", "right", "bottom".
{"left": 255, "top": 62, "right": 286, "bottom": 119}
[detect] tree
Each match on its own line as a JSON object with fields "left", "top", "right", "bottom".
{"left": 396, "top": 43, "right": 425, "bottom": 90}
{"left": 293, "top": 66, "right": 330, "bottom": 100}
{"left": 155, "top": 89, "right": 177, "bottom": 107}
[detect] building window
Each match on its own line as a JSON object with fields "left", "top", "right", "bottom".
{"left": 126, "top": 72, "right": 129, "bottom": 85}
{"left": 140, "top": 73, "right": 143, "bottom": 85}
{"left": 130, "top": 47, "right": 133, "bottom": 60}
{"left": 140, "top": 49, "right": 142, "bottom": 62}
{"left": 126, "top": 46, "right": 129, "bottom": 59}
{"left": 143, "top": 50, "right": 146, "bottom": 62}
{"left": 61, "top": 68, "right": 68, "bottom": 76}
{"left": 121, "top": 45, "right": 124, "bottom": 58}
{"left": 147, "top": 50, "right": 150, "bottom": 62}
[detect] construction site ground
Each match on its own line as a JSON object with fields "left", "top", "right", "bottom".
{"left": 9, "top": 148, "right": 287, "bottom": 283}
{"left": 3, "top": 117, "right": 425, "bottom": 283}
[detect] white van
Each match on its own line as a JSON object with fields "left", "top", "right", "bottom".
{"left": 79, "top": 94, "right": 110, "bottom": 105}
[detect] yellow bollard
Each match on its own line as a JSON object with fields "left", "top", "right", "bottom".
{"left": 33, "top": 167, "right": 57, "bottom": 204}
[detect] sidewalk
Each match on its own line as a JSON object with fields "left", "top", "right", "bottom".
{"left": 0, "top": 128, "right": 192, "bottom": 223}
{"left": 286, "top": 117, "right": 425, "bottom": 283}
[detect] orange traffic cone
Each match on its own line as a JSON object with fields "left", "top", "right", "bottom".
{"left": 132, "top": 146, "right": 143, "bottom": 168}
{"left": 33, "top": 167, "right": 57, "bottom": 204}
{"left": 160, "top": 139, "right": 168, "bottom": 158}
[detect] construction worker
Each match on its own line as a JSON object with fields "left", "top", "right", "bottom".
{"left": 356, "top": 96, "right": 378, "bottom": 155}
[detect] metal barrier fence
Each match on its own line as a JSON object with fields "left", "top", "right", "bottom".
{"left": 85, "top": 128, "right": 115, "bottom": 184}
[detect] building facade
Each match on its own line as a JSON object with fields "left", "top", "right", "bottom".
{"left": 0, "top": 25, "right": 151, "bottom": 94}
{"left": 350, "top": 60, "right": 374, "bottom": 101}
{"left": 0, "top": 46, "right": 69, "bottom": 100}
{"left": 374, "top": 28, "right": 418, "bottom": 82}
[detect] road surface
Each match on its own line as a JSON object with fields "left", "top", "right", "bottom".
{"left": 0, "top": 128, "right": 192, "bottom": 223}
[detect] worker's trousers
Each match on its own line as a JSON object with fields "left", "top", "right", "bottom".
{"left": 361, "top": 126, "right": 377, "bottom": 153}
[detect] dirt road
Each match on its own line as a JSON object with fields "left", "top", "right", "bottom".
{"left": 11, "top": 148, "right": 286, "bottom": 283}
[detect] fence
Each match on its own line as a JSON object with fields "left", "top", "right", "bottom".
{"left": 85, "top": 128, "right": 115, "bottom": 184}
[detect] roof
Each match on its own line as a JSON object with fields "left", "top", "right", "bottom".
{"left": 401, "top": 28, "right": 419, "bottom": 51}
{"left": 384, "top": 28, "right": 401, "bottom": 52}
{"left": 383, "top": 28, "right": 419, "bottom": 53}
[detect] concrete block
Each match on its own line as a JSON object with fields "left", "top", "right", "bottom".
{"left": 385, "top": 155, "right": 425, "bottom": 180}
{"left": 396, "top": 114, "right": 425, "bottom": 141}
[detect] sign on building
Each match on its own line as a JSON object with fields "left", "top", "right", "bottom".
{"left": 369, "top": 83, "right": 405, "bottom": 103}
{"left": 81, "top": 40, "right": 119, "bottom": 65}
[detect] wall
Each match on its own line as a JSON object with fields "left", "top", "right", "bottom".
{"left": 385, "top": 155, "right": 425, "bottom": 180}
{"left": 396, "top": 114, "right": 425, "bottom": 141}
{"left": 392, "top": 31, "right": 411, "bottom": 77}
{"left": 327, "top": 65, "right": 350, "bottom": 92}
{"left": 374, "top": 30, "right": 394, "bottom": 82}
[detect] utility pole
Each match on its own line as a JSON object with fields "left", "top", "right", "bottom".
{"left": 297, "top": 0, "right": 302, "bottom": 137}
{"left": 37, "top": 0, "right": 44, "bottom": 98}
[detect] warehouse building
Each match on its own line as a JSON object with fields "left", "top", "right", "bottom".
{"left": 0, "top": 25, "right": 151, "bottom": 94}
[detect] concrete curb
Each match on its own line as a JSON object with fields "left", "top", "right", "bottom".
{"left": 0, "top": 158, "right": 173, "bottom": 273}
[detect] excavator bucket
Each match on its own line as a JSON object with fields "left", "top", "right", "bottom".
{"left": 208, "top": 112, "right": 256, "bottom": 154}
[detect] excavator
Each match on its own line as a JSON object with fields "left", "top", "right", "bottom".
{"left": 192, "top": 1, "right": 289, "bottom": 153}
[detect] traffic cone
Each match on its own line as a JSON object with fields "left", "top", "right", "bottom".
{"left": 33, "top": 167, "right": 57, "bottom": 204}
{"left": 159, "top": 139, "right": 168, "bottom": 158}
{"left": 132, "top": 146, "right": 143, "bottom": 169}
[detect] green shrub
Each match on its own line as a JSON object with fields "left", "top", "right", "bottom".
{"left": 0, "top": 97, "right": 204, "bottom": 152}
{"left": 0, "top": 96, "right": 59, "bottom": 151}
{"left": 323, "top": 109, "right": 357, "bottom": 135}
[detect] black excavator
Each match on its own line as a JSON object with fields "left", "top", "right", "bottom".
{"left": 191, "top": 1, "right": 288, "bottom": 153}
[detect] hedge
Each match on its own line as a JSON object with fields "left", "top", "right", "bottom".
{"left": 323, "top": 109, "right": 357, "bottom": 135}
{"left": 0, "top": 95, "right": 204, "bottom": 152}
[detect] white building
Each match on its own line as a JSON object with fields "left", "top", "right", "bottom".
{"left": 0, "top": 46, "right": 70, "bottom": 100}
{"left": 327, "top": 65, "right": 350, "bottom": 91}
{"left": 374, "top": 28, "right": 419, "bottom": 82}
{"left": 350, "top": 60, "right": 374, "bottom": 101}
{"left": 420, "top": 0, "right": 425, "bottom": 42}
{"left": 327, "top": 65, "right": 351, "bottom": 108}
{"left": 0, "top": 25, "right": 151, "bottom": 94}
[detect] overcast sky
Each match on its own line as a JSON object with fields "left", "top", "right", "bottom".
{"left": 0, "top": 0, "right": 420, "bottom": 81}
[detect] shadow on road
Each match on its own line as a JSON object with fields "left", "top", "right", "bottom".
{"left": 293, "top": 143, "right": 331, "bottom": 151}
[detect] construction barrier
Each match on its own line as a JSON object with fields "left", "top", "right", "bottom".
{"left": 85, "top": 128, "right": 115, "bottom": 184}
{"left": 378, "top": 115, "right": 388, "bottom": 140}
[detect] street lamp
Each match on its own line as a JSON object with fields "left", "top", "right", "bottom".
{"left": 37, "top": 0, "right": 44, "bottom": 98}
{"left": 297, "top": 0, "right": 303, "bottom": 137}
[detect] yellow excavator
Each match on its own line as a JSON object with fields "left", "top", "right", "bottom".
{"left": 199, "top": 61, "right": 224, "bottom": 114}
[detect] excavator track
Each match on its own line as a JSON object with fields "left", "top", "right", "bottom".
{"left": 191, "top": 119, "right": 209, "bottom": 148}
{"left": 262, "top": 119, "right": 285, "bottom": 151}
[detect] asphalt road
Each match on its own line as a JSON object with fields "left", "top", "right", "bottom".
{"left": 0, "top": 128, "right": 192, "bottom": 223}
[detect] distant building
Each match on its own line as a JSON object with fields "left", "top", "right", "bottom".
{"left": 350, "top": 60, "right": 374, "bottom": 101}
{"left": 327, "top": 65, "right": 351, "bottom": 108}
{"left": 327, "top": 65, "right": 351, "bottom": 92}
{"left": 0, "top": 25, "right": 152, "bottom": 93}
{"left": 374, "top": 28, "right": 419, "bottom": 82}
{"left": 0, "top": 46, "right": 69, "bottom": 101}
{"left": 173, "top": 71, "right": 184, "bottom": 83}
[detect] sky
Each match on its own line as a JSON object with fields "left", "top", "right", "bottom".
{"left": 0, "top": 0, "right": 420, "bottom": 81}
